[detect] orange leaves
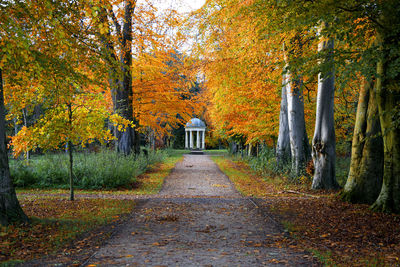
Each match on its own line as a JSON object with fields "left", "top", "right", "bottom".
{"left": 190, "top": 0, "right": 286, "bottom": 144}
{"left": 10, "top": 126, "right": 36, "bottom": 158}
{"left": 267, "top": 196, "right": 400, "bottom": 266}
{"left": 129, "top": 27, "right": 196, "bottom": 136}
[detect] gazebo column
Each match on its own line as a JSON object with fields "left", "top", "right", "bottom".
{"left": 202, "top": 130, "right": 205, "bottom": 149}
{"left": 185, "top": 130, "right": 188, "bottom": 149}
{"left": 189, "top": 130, "right": 193, "bottom": 149}
{"left": 196, "top": 131, "right": 200, "bottom": 148}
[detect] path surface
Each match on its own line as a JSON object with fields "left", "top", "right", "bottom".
{"left": 82, "top": 154, "right": 315, "bottom": 266}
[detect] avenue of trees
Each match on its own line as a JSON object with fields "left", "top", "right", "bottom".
{"left": 1, "top": 0, "right": 399, "bottom": 225}
{"left": 191, "top": 0, "right": 399, "bottom": 213}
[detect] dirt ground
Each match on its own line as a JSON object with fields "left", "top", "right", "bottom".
{"left": 23, "top": 154, "right": 318, "bottom": 266}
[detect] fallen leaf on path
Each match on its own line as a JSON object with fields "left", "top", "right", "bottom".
{"left": 212, "top": 184, "right": 228, "bottom": 188}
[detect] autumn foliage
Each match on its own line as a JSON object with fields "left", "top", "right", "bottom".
{"left": 1, "top": 0, "right": 199, "bottom": 158}
{"left": 188, "top": 0, "right": 364, "bottom": 149}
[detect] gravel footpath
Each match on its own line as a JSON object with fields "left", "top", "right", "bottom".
{"left": 80, "top": 154, "right": 316, "bottom": 266}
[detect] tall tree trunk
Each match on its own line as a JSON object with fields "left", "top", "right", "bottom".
{"left": 371, "top": 9, "right": 400, "bottom": 212}
{"left": 311, "top": 22, "right": 339, "bottom": 190}
{"left": 286, "top": 71, "right": 310, "bottom": 176}
{"left": 115, "top": 0, "right": 137, "bottom": 155}
{"left": 99, "top": 1, "right": 139, "bottom": 155}
{"left": 342, "top": 79, "right": 383, "bottom": 204}
{"left": 276, "top": 73, "right": 291, "bottom": 167}
{"left": 0, "top": 68, "right": 29, "bottom": 226}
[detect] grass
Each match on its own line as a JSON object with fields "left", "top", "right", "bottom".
{"left": 0, "top": 197, "right": 135, "bottom": 263}
{"left": 211, "top": 156, "right": 280, "bottom": 197}
{"left": 16, "top": 149, "right": 186, "bottom": 197}
{"left": 211, "top": 155, "right": 316, "bottom": 197}
{"left": 10, "top": 149, "right": 167, "bottom": 190}
{"left": 230, "top": 146, "right": 351, "bottom": 189}
{"left": 205, "top": 149, "right": 229, "bottom": 155}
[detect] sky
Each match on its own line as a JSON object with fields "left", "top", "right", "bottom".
{"left": 142, "top": 0, "right": 206, "bottom": 14}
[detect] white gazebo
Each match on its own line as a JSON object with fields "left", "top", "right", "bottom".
{"left": 185, "top": 118, "right": 206, "bottom": 150}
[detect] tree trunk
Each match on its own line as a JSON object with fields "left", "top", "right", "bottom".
{"left": 67, "top": 103, "right": 74, "bottom": 201}
{"left": 0, "top": 68, "right": 29, "bottom": 226}
{"left": 285, "top": 71, "right": 310, "bottom": 176}
{"left": 276, "top": 73, "right": 291, "bottom": 167}
{"left": 115, "top": 0, "right": 137, "bottom": 155}
{"left": 230, "top": 142, "right": 238, "bottom": 154}
{"left": 311, "top": 22, "right": 339, "bottom": 190}
{"left": 342, "top": 79, "right": 383, "bottom": 204}
{"left": 371, "top": 14, "right": 400, "bottom": 212}
{"left": 99, "top": 2, "right": 139, "bottom": 155}
{"left": 22, "top": 108, "right": 29, "bottom": 159}
{"left": 68, "top": 140, "right": 74, "bottom": 201}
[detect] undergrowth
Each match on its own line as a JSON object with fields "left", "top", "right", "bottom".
{"left": 229, "top": 146, "right": 350, "bottom": 187}
{"left": 10, "top": 149, "right": 167, "bottom": 189}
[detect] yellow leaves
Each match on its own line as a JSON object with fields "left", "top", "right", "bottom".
{"left": 212, "top": 184, "right": 228, "bottom": 188}
{"left": 11, "top": 95, "right": 115, "bottom": 156}
{"left": 110, "top": 114, "right": 134, "bottom": 132}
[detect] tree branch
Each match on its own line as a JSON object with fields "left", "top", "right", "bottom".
{"left": 109, "top": 9, "right": 122, "bottom": 44}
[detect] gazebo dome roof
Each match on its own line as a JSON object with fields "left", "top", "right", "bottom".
{"left": 185, "top": 118, "right": 206, "bottom": 128}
